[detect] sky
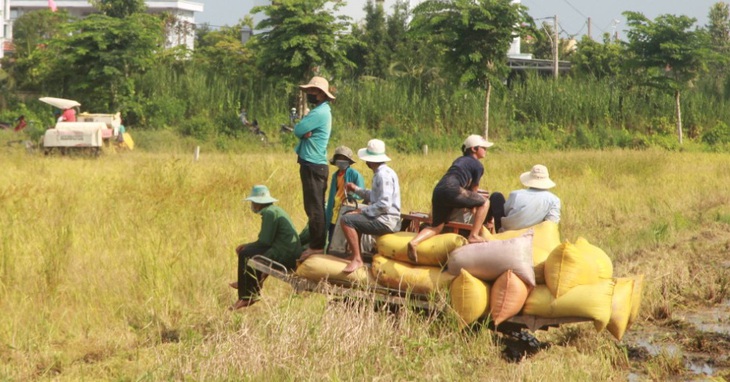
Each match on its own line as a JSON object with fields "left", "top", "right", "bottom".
{"left": 196, "top": 0, "right": 717, "bottom": 41}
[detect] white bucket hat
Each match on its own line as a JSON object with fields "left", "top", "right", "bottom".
{"left": 357, "top": 139, "right": 391, "bottom": 162}
{"left": 463, "top": 134, "right": 494, "bottom": 149}
{"left": 299, "top": 76, "right": 336, "bottom": 100}
{"left": 244, "top": 185, "right": 279, "bottom": 204}
{"left": 520, "top": 165, "right": 556, "bottom": 190}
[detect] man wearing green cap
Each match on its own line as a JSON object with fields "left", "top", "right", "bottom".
{"left": 230, "top": 185, "right": 302, "bottom": 310}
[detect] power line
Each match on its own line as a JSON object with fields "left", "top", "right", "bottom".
{"left": 560, "top": 0, "right": 589, "bottom": 20}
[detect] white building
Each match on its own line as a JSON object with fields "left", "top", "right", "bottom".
{"left": 1, "top": 0, "right": 10, "bottom": 60}
{"left": 1, "top": 0, "right": 204, "bottom": 60}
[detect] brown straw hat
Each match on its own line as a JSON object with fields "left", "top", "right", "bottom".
{"left": 299, "top": 76, "right": 336, "bottom": 100}
{"left": 330, "top": 146, "right": 356, "bottom": 165}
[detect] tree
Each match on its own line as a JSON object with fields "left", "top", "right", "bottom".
{"left": 3, "top": 10, "right": 70, "bottom": 91}
{"left": 707, "top": 2, "right": 730, "bottom": 54}
{"left": 37, "top": 14, "right": 165, "bottom": 111}
{"left": 411, "top": 0, "right": 531, "bottom": 139}
{"left": 361, "top": 1, "right": 391, "bottom": 78}
{"left": 624, "top": 11, "right": 712, "bottom": 144}
{"left": 193, "top": 20, "right": 256, "bottom": 80}
{"left": 251, "top": 0, "right": 355, "bottom": 84}
{"left": 570, "top": 34, "right": 625, "bottom": 80}
{"left": 705, "top": 2, "right": 730, "bottom": 92}
{"left": 91, "top": 0, "right": 146, "bottom": 18}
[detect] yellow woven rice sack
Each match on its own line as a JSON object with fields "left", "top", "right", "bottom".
{"left": 606, "top": 277, "right": 634, "bottom": 340}
{"left": 490, "top": 270, "right": 531, "bottom": 326}
{"left": 492, "top": 221, "right": 561, "bottom": 267}
{"left": 575, "top": 237, "right": 613, "bottom": 279}
{"left": 377, "top": 232, "right": 467, "bottom": 266}
{"left": 627, "top": 274, "right": 645, "bottom": 330}
{"left": 522, "top": 285, "right": 554, "bottom": 317}
{"left": 523, "top": 280, "right": 615, "bottom": 331}
{"left": 544, "top": 241, "right": 600, "bottom": 298}
{"left": 295, "top": 254, "right": 373, "bottom": 285}
{"left": 555, "top": 279, "right": 615, "bottom": 331}
{"left": 371, "top": 255, "right": 455, "bottom": 294}
{"left": 450, "top": 269, "right": 490, "bottom": 328}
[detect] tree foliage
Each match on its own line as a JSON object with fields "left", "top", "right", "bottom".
{"left": 193, "top": 21, "right": 256, "bottom": 80}
{"left": 624, "top": 12, "right": 710, "bottom": 91}
{"left": 36, "top": 14, "right": 165, "bottom": 111}
{"left": 91, "top": 0, "right": 146, "bottom": 18}
{"left": 624, "top": 11, "right": 712, "bottom": 143}
{"left": 707, "top": 2, "right": 730, "bottom": 54}
{"left": 410, "top": 0, "right": 531, "bottom": 89}
{"left": 410, "top": 0, "right": 531, "bottom": 138}
{"left": 251, "top": 0, "right": 356, "bottom": 83}
{"left": 570, "top": 34, "right": 625, "bottom": 79}
{"left": 3, "top": 10, "right": 71, "bottom": 91}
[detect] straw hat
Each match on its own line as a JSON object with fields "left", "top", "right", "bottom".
{"left": 330, "top": 146, "right": 356, "bottom": 165}
{"left": 463, "top": 134, "right": 494, "bottom": 149}
{"left": 299, "top": 76, "right": 335, "bottom": 100}
{"left": 357, "top": 139, "right": 391, "bottom": 162}
{"left": 520, "top": 165, "right": 556, "bottom": 190}
{"left": 244, "top": 185, "right": 278, "bottom": 204}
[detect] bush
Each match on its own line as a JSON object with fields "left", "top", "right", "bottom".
{"left": 179, "top": 114, "right": 217, "bottom": 140}
{"left": 702, "top": 121, "right": 730, "bottom": 145}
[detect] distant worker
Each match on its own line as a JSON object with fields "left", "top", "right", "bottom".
{"left": 495, "top": 164, "right": 561, "bottom": 232}
{"left": 13, "top": 115, "right": 27, "bottom": 132}
{"left": 60, "top": 107, "right": 76, "bottom": 122}
{"left": 340, "top": 139, "right": 401, "bottom": 273}
{"left": 239, "top": 108, "right": 250, "bottom": 127}
{"left": 117, "top": 122, "right": 126, "bottom": 144}
{"left": 229, "top": 185, "right": 302, "bottom": 310}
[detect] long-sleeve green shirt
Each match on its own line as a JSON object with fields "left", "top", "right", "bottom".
{"left": 254, "top": 205, "right": 302, "bottom": 269}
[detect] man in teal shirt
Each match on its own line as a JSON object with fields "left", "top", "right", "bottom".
{"left": 295, "top": 76, "right": 335, "bottom": 258}
{"left": 230, "top": 185, "right": 302, "bottom": 310}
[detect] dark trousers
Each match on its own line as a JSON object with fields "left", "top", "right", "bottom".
{"left": 299, "top": 162, "right": 329, "bottom": 250}
{"left": 326, "top": 222, "right": 336, "bottom": 253}
{"left": 487, "top": 192, "right": 506, "bottom": 233}
{"left": 236, "top": 243, "right": 271, "bottom": 300}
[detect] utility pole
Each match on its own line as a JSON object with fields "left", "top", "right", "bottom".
{"left": 587, "top": 17, "right": 592, "bottom": 40}
{"left": 553, "top": 15, "right": 559, "bottom": 79}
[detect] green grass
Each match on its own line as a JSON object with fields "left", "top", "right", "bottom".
{"left": 1, "top": 133, "right": 729, "bottom": 380}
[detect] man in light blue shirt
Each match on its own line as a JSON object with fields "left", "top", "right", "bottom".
{"left": 500, "top": 164, "right": 561, "bottom": 232}
{"left": 294, "top": 76, "right": 335, "bottom": 257}
{"left": 341, "top": 139, "right": 401, "bottom": 273}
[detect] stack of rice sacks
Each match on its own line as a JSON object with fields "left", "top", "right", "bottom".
{"left": 371, "top": 232, "right": 466, "bottom": 294}
{"left": 446, "top": 221, "right": 644, "bottom": 339}
{"left": 446, "top": 227, "right": 539, "bottom": 328}
{"left": 522, "top": 233, "right": 644, "bottom": 340}
{"left": 294, "top": 220, "right": 644, "bottom": 340}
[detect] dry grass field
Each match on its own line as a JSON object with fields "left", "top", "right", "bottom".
{"left": 1, "top": 137, "right": 730, "bottom": 381}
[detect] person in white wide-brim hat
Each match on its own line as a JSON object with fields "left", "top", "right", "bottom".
{"left": 338, "top": 139, "right": 401, "bottom": 273}
{"left": 295, "top": 76, "right": 337, "bottom": 259}
{"left": 229, "top": 185, "right": 303, "bottom": 311}
{"left": 498, "top": 164, "right": 561, "bottom": 232}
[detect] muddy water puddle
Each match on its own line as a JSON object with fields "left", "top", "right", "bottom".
{"left": 623, "top": 301, "right": 730, "bottom": 379}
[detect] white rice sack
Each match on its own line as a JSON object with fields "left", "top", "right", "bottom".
{"left": 446, "top": 231, "right": 536, "bottom": 287}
